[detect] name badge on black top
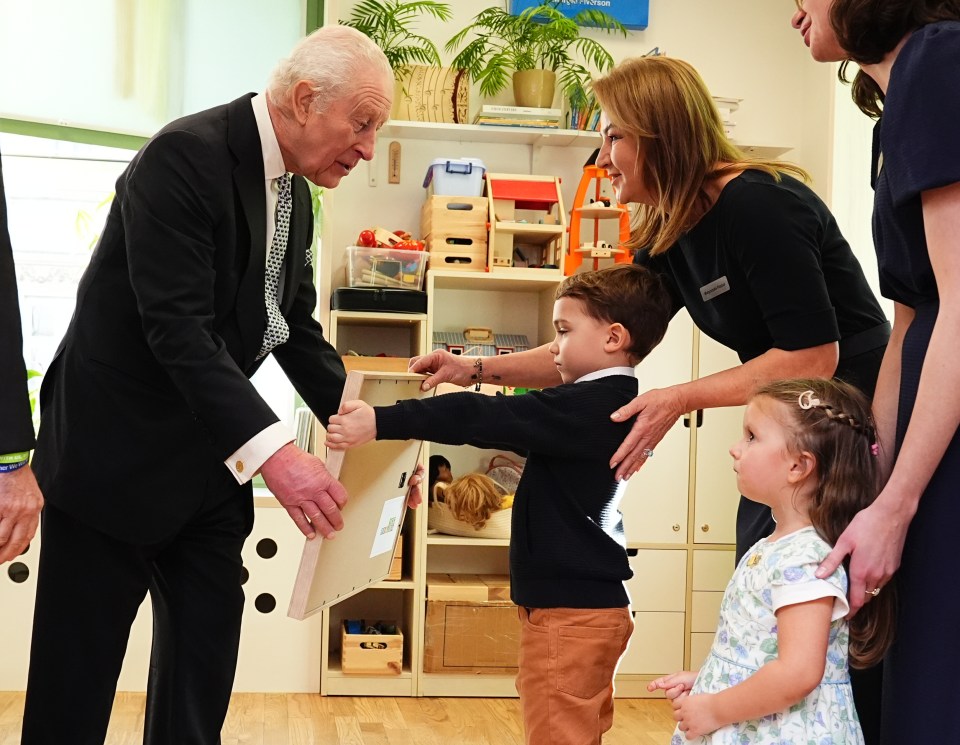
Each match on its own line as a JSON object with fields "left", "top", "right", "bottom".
{"left": 700, "top": 276, "right": 730, "bottom": 302}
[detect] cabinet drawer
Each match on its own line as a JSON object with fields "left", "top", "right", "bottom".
{"left": 619, "top": 612, "right": 684, "bottom": 675}
{"left": 692, "top": 550, "right": 735, "bottom": 591}
{"left": 689, "top": 632, "right": 715, "bottom": 670}
{"left": 690, "top": 591, "right": 723, "bottom": 633}
{"left": 625, "top": 550, "right": 686, "bottom": 612}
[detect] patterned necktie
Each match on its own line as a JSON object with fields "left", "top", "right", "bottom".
{"left": 257, "top": 172, "right": 292, "bottom": 360}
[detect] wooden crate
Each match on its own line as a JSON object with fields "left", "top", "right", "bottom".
{"left": 420, "top": 195, "right": 488, "bottom": 236}
{"left": 341, "top": 621, "right": 404, "bottom": 675}
{"left": 425, "top": 227, "right": 488, "bottom": 272}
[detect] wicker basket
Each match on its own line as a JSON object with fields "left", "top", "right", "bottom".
{"left": 427, "top": 501, "right": 512, "bottom": 539}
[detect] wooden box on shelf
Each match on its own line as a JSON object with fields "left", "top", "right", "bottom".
{"left": 423, "top": 574, "right": 519, "bottom": 674}
{"left": 341, "top": 621, "right": 404, "bottom": 675}
{"left": 385, "top": 541, "right": 403, "bottom": 582}
{"left": 421, "top": 195, "right": 489, "bottom": 273}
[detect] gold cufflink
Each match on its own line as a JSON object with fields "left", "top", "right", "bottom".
{"left": 236, "top": 460, "right": 244, "bottom": 473}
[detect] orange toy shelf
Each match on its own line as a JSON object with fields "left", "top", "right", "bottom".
{"left": 566, "top": 164, "right": 632, "bottom": 275}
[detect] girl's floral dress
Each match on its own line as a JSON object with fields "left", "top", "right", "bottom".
{"left": 671, "top": 526, "right": 864, "bottom": 745}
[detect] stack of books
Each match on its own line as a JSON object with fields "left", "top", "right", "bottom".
{"left": 569, "top": 97, "right": 601, "bottom": 132}
{"left": 473, "top": 104, "right": 562, "bottom": 129}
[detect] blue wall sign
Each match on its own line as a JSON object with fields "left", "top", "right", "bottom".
{"left": 510, "top": 0, "right": 648, "bottom": 30}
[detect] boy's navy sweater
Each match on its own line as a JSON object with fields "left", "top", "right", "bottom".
{"left": 375, "top": 374, "right": 638, "bottom": 609}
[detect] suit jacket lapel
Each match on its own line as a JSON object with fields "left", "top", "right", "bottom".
{"left": 227, "top": 94, "right": 267, "bottom": 370}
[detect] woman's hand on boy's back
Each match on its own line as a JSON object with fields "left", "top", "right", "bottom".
{"left": 326, "top": 400, "right": 377, "bottom": 450}
{"left": 610, "top": 387, "right": 686, "bottom": 480}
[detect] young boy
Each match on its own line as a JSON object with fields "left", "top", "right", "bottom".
{"left": 326, "top": 264, "right": 672, "bottom": 745}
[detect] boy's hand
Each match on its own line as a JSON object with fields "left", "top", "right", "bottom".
{"left": 673, "top": 692, "right": 721, "bottom": 740}
{"left": 326, "top": 400, "right": 377, "bottom": 450}
{"left": 647, "top": 670, "right": 698, "bottom": 701}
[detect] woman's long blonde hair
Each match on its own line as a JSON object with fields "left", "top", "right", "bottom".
{"left": 591, "top": 57, "right": 808, "bottom": 256}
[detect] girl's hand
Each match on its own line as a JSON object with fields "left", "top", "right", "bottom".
{"left": 325, "top": 400, "right": 377, "bottom": 450}
{"left": 609, "top": 387, "right": 686, "bottom": 480}
{"left": 816, "top": 495, "right": 910, "bottom": 616}
{"left": 674, "top": 692, "right": 722, "bottom": 740}
{"left": 647, "top": 670, "right": 698, "bottom": 701}
{"left": 408, "top": 350, "right": 475, "bottom": 391}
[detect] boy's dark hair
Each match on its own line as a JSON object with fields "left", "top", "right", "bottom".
{"left": 831, "top": 0, "right": 960, "bottom": 118}
{"left": 556, "top": 264, "right": 672, "bottom": 364}
{"left": 753, "top": 377, "right": 896, "bottom": 669}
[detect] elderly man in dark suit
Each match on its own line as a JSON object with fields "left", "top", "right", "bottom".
{"left": 0, "top": 146, "right": 44, "bottom": 565}
{"left": 21, "top": 25, "right": 393, "bottom": 745}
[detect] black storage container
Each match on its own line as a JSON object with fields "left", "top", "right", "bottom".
{"left": 331, "top": 288, "right": 427, "bottom": 314}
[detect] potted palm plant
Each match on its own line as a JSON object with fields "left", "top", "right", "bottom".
{"left": 341, "top": 0, "right": 453, "bottom": 76}
{"left": 341, "top": 0, "right": 466, "bottom": 123}
{"left": 445, "top": 2, "right": 627, "bottom": 110}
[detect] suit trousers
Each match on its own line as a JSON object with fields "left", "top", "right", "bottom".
{"left": 516, "top": 606, "right": 633, "bottom": 745}
{"left": 21, "top": 473, "right": 254, "bottom": 745}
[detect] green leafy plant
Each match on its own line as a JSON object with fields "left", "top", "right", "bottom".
{"left": 445, "top": 1, "right": 627, "bottom": 109}
{"left": 341, "top": 0, "right": 453, "bottom": 79}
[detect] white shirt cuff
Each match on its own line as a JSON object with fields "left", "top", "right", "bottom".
{"left": 225, "top": 421, "right": 295, "bottom": 485}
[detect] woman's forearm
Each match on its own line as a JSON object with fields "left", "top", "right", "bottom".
{"left": 477, "top": 343, "right": 563, "bottom": 389}
{"left": 872, "top": 304, "right": 912, "bottom": 482}
{"left": 671, "top": 342, "right": 838, "bottom": 413}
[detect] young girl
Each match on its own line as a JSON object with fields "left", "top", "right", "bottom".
{"left": 650, "top": 378, "right": 895, "bottom": 744}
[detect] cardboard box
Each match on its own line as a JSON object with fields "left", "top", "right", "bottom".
{"left": 341, "top": 621, "right": 403, "bottom": 675}
{"left": 392, "top": 65, "right": 470, "bottom": 124}
{"left": 423, "top": 599, "right": 520, "bottom": 674}
{"left": 427, "top": 573, "right": 511, "bottom": 601}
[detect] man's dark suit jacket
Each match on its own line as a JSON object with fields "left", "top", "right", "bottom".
{"left": 33, "top": 94, "right": 346, "bottom": 544}
{"left": 0, "top": 144, "right": 36, "bottom": 453}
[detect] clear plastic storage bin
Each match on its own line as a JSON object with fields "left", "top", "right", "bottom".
{"left": 422, "top": 157, "right": 487, "bottom": 197}
{"left": 346, "top": 246, "right": 429, "bottom": 290}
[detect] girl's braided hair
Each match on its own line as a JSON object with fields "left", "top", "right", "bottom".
{"left": 753, "top": 378, "right": 895, "bottom": 668}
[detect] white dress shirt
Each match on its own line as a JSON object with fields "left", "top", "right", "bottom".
{"left": 224, "top": 93, "right": 296, "bottom": 485}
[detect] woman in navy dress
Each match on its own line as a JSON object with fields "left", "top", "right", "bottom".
{"left": 792, "top": 0, "right": 960, "bottom": 742}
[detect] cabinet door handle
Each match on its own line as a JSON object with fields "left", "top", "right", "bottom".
{"left": 701, "top": 524, "right": 710, "bottom": 533}
{"left": 683, "top": 410, "right": 704, "bottom": 428}
{"left": 672, "top": 523, "right": 681, "bottom": 532}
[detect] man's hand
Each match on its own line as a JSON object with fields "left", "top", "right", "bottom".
{"left": 260, "top": 442, "right": 347, "bottom": 539}
{"left": 406, "top": 463, "right": 425, "bottom": 509}
{"left": 0, "top": 465, "right": 44, "bottom": 564}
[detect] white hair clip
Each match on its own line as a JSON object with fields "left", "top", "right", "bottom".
{"left": 798, "top": 390, "right": 820, "bottom": 410}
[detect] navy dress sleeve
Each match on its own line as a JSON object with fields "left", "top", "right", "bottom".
{"left": 883, "top": 22, "right": 960, "bottom": 206}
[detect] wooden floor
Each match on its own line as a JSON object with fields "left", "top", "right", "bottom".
{"left": 0, "top": 692, "right": 675, "bottom": 744}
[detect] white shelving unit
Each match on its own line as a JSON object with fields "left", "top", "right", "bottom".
{"left": 313, "top": 120, "right": 782, "bottom": 697}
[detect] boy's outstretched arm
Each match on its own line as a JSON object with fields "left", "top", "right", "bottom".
{"left": 326, "top": 400, "right": 377, "bottom": 450}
